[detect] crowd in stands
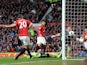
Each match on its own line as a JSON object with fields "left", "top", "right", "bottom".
{"left": 0, "top": 0, "right": 62, "bottom": 52}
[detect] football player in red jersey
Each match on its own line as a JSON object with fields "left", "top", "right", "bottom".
{"left": 37, "top": 21, "right": 46, "bottom": 45}
{"left": 76, "top": 27, "right": 87, "bottom": 61}
{"left": 36, "top": 21, "right": 46, "bottom": 55}
{"left": 0, "top": 14, "right": 32, "bottom": 60}
{"left": 76, "top": 28, "right": 87, "bottom": 50}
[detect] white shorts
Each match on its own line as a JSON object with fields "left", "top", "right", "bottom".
{"left": 37, "top": 36, "right": 46, "bottom": 45}
{"left": 19, "top": 36, "right": 30, "bottom": 46}
{"left": 83, "top": 42, "right": 87, "bottom": 49}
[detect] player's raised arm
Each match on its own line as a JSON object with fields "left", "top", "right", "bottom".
{"left": 29, "top": 23, "right": 33, "bottom": 29}
{"left": 51, "top": 33, "right": 61, "bottom": 38}
{"left": 0, "top": 23, "right": 16, "bottom": 28}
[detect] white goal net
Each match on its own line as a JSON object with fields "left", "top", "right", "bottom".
{"left": 62, "top": 0, "right": 87, "bottom": 60}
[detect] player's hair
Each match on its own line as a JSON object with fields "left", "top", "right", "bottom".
{"left": 41, "top": 20, "right": 47, "bottom": 25}
{"left": 17, "top": 14, "right": 23, "bottom": 19}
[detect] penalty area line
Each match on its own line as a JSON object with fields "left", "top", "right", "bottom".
{"left": 1, "top": 60, "right": 59, "bottom": 65}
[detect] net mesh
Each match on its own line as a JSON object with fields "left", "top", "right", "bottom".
{"left": 65, "top": 0, "right": 87, "bottom": 59}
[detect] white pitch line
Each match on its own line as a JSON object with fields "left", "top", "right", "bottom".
{"left": 0, "top": 60, "right": 59, "bottom": 65}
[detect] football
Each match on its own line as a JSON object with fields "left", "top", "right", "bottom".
{"left": 69, "top": 31, "right": 75, "bottom": 36}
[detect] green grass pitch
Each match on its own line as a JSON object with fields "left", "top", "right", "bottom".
{"left": 0, "top": 57, "right": 87, "bottom": 65}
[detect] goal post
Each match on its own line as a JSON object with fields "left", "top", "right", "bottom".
{"left": 62, "top": 0, "right": 87, "bottom": 60}
{"left": 62, "top": 0, "right": 66, "bottom": 60}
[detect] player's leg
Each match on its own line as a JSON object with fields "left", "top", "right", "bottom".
{"left": 41, "top": 44, "right": 46, "bottom": 52}
{"left": 15, "top": 47, "right": 26, "bottom": 60}
{"left": 37, "top": 37, "right": 46, "bottom": 57}
{"left": 83, "top": 42, "right": 87, "bottom": 61}
{"left": 67, "top": 45, "right": 71, "bottom": 58}
{"left": 35, "top": 44, "right": 40, "bottom": 52}
{"left": 41, "top": 38, "right": 46, "bottom": 54}
{"left": 83, "top": 42, "right": 87, "bottom": 50}
{"left": 15, "top": 36, "right": 31, "bottom": 60}
{"left": 15, "top": 37, "right": 26, "bottom": 60}
{"left": 37, "top": 37, "right": 42, "bottom": 51}
{"left": 37, "top": 37, "right": 43, "bottom": 50}
{"left": 26, "top": 45, "right": 32, "bottom": 59}
{"left": 25, "top": 36, "right": 32, "bottom": 59}
{"left": 36, "top": 37, "right": 43, "bottom": 56}
{"left": 66, "top": 37, "right": 72, "bottom": 58}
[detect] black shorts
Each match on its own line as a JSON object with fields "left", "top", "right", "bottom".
{"left": 18, "top": 39, "right": 23, "bottom": 46}
{"left": 46, "top": 37, "right": 53, "bottom": 43}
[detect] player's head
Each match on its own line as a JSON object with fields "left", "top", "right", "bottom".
{"left": 41, "top": 21, "right": 46, "bottom": 26}
{"left": 17, "top": 14, "right": 23, "bottom": 19}
{"left": 67, "top": 26, "right": 72, "bottom": 31}
{"left": 84, "top": 27, "right": 87, "bottom": 32}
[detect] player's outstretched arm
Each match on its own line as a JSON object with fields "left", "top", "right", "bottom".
{"left": 29, "top": 23, "right": 33, "bottom": 29}
{"left": 0, "top": 23, "right": 16, "bottom": 28}
{"left": 76, "top": 37, "right": 84, "bottom": 42}
{"left": 51, "top": 33, "right": 61, "bottom": 38}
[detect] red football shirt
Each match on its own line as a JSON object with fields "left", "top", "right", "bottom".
{"left": 82, "top": 32, "right": 87, "bottom": 42}
{"left": 37, "top": 25, "right": 45, "bottom": 37}
{"left": 14, "top": 18, "right": 32, "bottom": 36}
